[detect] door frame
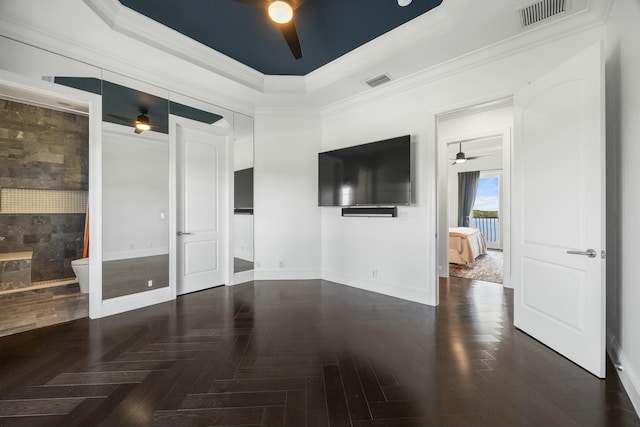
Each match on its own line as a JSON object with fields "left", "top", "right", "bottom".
{"left": 169, "top": 115, "right": 234, "bottom": 300}
{"left": 0, "top": 69, "right": 105, "bottom": 319}
{"left": 436, "top": 115, "right": 513, "bottom": 290}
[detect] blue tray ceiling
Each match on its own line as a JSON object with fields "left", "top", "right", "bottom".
{"left": 118, "top": 0, "right": 443, "bottom": 76}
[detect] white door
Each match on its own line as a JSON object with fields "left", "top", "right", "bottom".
{"left": 177, "top": 123, "right": 228, "bottom": 295}
{"left": 513, "top": 43, "right": 605, "bottom": 377}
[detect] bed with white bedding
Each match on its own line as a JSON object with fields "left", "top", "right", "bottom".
{"left": 449, "top": 227, "right": 487, "bottom": 265}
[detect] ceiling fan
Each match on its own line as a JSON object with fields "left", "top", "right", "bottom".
{"left": 107, "top": 108, "right": 152, "bottom": 134}
{"left": 451, "top": 142, "right": 489, "bottom": 165}
{"left": 233, "top": 0, "right": 305, "bottom": 59}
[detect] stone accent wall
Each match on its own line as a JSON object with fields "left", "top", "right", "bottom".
{"left": 0, "top": 100, "right": 88, "bottom": 283}
{"left": 0, "top": 214, "right": 85, "bottom": 282}
{"left": 0, "top": 99, "right": 88, "bottom": 191}
{"left": 0, "top": 252, "right": 32, "bottom": 291}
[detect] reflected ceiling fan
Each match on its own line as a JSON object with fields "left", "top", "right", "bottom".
{"left": 451, "top": 142, "right": 490, "bottom": 165}
{"left": 107, "top": 108, "right": 152, "bottom": 134}
{"left": 233, "top": 0, "right": 305, "bottom": 59}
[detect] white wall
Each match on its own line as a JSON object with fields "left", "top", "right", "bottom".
{"left": 320, "top": 108, "right": 436, "bottom": 304}
{"left": 320, "top": 26, "right": 603, "bottom": 306}
{"left": 253, "top": 113, "right": 321, "bottom": 279}
{"left": 605, "top": 0, "right": 640, "bottom": 414}
{"left": 102, "top": 127, "right": 169, "bottom": 261}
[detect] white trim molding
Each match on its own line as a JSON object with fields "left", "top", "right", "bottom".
{"left": 321, "top": 270, "right": 435, "bottom": 306}
{"left": 608, "top": 333, "right": 640, "bottom": 417}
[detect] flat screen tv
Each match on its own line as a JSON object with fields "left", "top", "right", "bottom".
{"left": 318, "top": 135, "right": 412, "bottom": 207}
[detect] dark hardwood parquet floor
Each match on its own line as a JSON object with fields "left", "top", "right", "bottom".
{"left": 0, "top": 278, "right": 638, "bottom": 427}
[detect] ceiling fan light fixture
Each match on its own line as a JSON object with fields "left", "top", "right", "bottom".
{"left": 397, "top": 0, "right": 413, "bottom": 6}
{"left": 268, "top": 1, "right": 293, "bottom": 24}
{"left": 135, "top": 109, "right": 151, "bottom": 133}
{"left": 456, "top": 150, "right": 467, "bottom": 164}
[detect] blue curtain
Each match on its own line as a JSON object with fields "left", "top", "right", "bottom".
{"left": 458, "top": 171, "right": 480, "bottom": 227}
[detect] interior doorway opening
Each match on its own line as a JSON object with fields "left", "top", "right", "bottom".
{"left": 436, "top": 98, "right": 513, "bottom": 288}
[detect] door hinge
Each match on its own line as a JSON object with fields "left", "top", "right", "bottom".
{"left": 601, "top": 250, "right": 606, "bottom": 259}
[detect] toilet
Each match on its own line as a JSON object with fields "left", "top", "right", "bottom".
{"left": 71, "top": 258, "right": 90, "bottom": 294}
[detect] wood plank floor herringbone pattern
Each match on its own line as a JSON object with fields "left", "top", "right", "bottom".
{"left": 0, "top": 278, "right": 638, "bottom": 427}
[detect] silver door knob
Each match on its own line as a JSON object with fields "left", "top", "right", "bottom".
{"left": 177, "top": 231, "right": 192, "bottom": 236}
{"left": 566, "top": 249, "right": 597, "bottom": 258}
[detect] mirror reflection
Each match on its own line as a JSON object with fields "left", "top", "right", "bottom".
{"left": 102, "top": 123, "right": 169, "bottom": 300}
{"left": 233, "top": 113, "right": 254, "bottom": 274}
{"left": 100, "top": 73, "right": 171, "bottom": 301}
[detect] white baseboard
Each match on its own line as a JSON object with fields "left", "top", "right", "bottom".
{"left": 232, "top": 270, "right": 254, "bottom": 285}
{"left": 321, "top": 271, "right": 436, "bottom": 306}
{"left": 608, "top": 332, "right": 640, "bottom": 418}
{"left": 254, "top": 269, "right": 321, "bottom": 281}
{"left": 95, "top": 287, "right": 173, "bottom": 318}
{"left": 234, "top": 252, "right": 254, "bottom": 262}
{"left": 103, "top": 248, "right": 169, "bottom": 261}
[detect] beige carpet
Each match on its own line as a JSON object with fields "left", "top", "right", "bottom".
{"left": 449, "top": 249, "right": 503, "bottom": 284}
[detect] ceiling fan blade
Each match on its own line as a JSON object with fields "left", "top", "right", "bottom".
{"left": 466, "top": 155, "right": 491, "bottom": 160}
{"left": 107, "top": 113, "right": 136, "bottom": 126}
{"left": 279, "top": 19, "right": 303, "bottom": 59}
{"left": 134, "top": 127, "right": 144, "bottom": 134}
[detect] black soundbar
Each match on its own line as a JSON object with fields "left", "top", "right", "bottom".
{"left": 341, "top": 206, "right": 397, "bottom": 218}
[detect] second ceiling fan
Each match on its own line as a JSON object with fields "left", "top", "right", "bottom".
{"left": 451, "top": 142, "right": 490, "bottom": 165}
{"left": 233, "top": 0, "right": 305, "bottom": 59}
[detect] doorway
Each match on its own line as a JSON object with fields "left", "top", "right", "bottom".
{"left": 437, "top": 99, "right": 513, "bottom": 287}
{"left": 173, "top": 117, "right": 231, "bottom": 296}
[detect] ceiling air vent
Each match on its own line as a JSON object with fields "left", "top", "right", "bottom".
{"left": 366, "top": 74, "right": 392, "bottom": 88}
{"left": 519, "top": 0, "right": 567, "bottom": 28}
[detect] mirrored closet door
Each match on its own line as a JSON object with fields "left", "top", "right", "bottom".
{"left": 233, "top": 113, "right": 254, "bottom": 280}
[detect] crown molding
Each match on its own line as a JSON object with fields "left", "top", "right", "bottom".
{"left": 81, "top": 0, "right": 466, "bottom": 97}
{"left": 83, "top": 0, "right": 266, "bottom": 92}
{"left": 254, "top": 106, "right": 321, "bottom": 120}
{"left": 304, "top": 0, "right": 465, "bottom": 95}
{"left": 263, "top": 75, "right": 308, "bottom": 94}
{"left": 1, "top": 0, "right": 612, "bottom": 114}
{"left": 0, "top": 4, "right": 257, "bottom": 115}
{"left": 320, "top": 4, "right": 606, "bottom": 117}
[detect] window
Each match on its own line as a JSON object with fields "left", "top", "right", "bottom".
{"left": 472, "top": 172, "right": 501, "bottom": 248}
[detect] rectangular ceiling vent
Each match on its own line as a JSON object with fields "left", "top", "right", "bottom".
{"left": 366, "top": 74, "right": 392, "bottom": 88}
{"left": 519, "top": 0, "right": 568, "bottom": 28}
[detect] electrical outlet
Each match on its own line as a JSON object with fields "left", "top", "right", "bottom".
{"left": 279, "top": 260, "right": 284, "bottom": 268}
{"left": 147, "top": 280, "right": 153, "bottom": 288}
{"left": 372, "top": 269, "right": 378, "bottom": 279}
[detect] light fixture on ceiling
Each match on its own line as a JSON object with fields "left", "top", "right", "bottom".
{"left": 268, "top": 1, "right": 294, "bottom": 24}
{"left": 451, "top": 141, "right": 490, "bottom": 165}
{"left": 454, "top": 152, "right": 467, "bottom": 164}
{"left": 397, "top": 0, "right": 412, "bottom": 6}
{"left": 134, "top": 108, "right": 151, "bottom": 134}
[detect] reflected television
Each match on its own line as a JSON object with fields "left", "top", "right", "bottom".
{"left": 318, "top": 135, "right": 412, "bottom": 207}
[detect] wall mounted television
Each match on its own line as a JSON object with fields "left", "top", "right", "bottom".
{"left": 318, "top": 135, "right": 413, "bottom": 207}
